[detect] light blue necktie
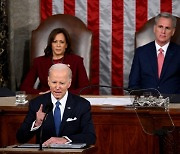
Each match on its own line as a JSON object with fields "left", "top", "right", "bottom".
{"left": 54, "top": 101, "right": 61, "bottom": 136}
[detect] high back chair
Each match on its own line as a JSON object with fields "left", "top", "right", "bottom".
{"left": 31, "top": 14, "right": 92, "bottom": 78}
{"left": 135, "top": 16, "right": 180, "bottom": 48}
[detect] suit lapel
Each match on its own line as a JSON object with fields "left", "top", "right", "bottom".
{"left": 160, "top": 43, "right": 176, "bottom": 79}
{"left": 43, "top": 93, "right": 57, "bottom": 137}
{"left": 60, "top": 93, "right": 74, "bottom": 134}
{"left": 148, "top": 42, "right": 159, "bottom": 80}
{"left": 46, "top": 112, "right": 57, "bottom": 136}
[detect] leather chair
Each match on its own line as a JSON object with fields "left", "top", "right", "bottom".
{"left": 135, "top": 16, "right": 180, "bottom": 48}
{"left": 31, "top": 14, "right": 92, "bottom": 78}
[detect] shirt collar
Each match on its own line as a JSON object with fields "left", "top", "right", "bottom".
{"left": 51, "top": 91, "right": 68, "bottom": 108}
{"left": 155, "top": 41, "right": 169, "bottom": 55}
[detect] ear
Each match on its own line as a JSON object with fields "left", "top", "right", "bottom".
{"left": 153, "top": 25, "right": 156, "bottom": 33}
{"left": 171, "top": 28, "right": 175, "bottom": 36}
{"left": 47, "top": 77, "right": 50, "bottom": 86}
{"left": 68, "top": 79, "right": 72, "bottom": 89}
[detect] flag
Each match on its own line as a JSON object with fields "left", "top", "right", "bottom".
{"left": 40, "top": 0, "right": 180, "bottom": 94}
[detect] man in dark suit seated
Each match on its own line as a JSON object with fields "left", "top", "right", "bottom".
{"left": 128, "top": 12, "right": 180, "bottom": 94}
{"left": 16, "top": 63, "right": 96, "bottom": 146}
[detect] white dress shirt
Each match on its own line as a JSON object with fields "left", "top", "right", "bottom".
{"left": 155, "top": 41, "right": 169, "bottom": 57}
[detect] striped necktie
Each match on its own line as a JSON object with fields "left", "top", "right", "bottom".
{"left": 54, "top": 101, "right": 61, "bottom": 136}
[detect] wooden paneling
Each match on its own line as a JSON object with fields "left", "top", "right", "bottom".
{"left": 92, "top": 106, "right": 159, "bottom": 154}
{"left": 0, "top": 102, "right": 180, "bottom": 154}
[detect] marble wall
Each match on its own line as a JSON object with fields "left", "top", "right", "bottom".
{"left": 0, "top": 0, "right": 9, "bottom": 87}
{"left": 8, "top": 0, "right": 40, "bottom": 91}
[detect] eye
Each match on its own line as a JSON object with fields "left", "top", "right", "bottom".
{"left": 60, "top": 40, "right": 65, "bottom": 44}
{"left": 52, "top": 40, "right": 57, "bottom": 43}
{"left": 165, "top": 27, "right": 171, "bottom": 30}
{"left": 158, "top": 25, "right": 163, "bottom": 28}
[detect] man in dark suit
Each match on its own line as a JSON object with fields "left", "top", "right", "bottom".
{"left": 16, "top": 63, "right": 96, "bottom": 146}
{"left": 128, "top": 12, "right": 180, "bottom": 94}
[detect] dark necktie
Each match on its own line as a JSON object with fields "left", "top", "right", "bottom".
{"left": 54, "top": 101, "right": 61, "bottom": 136}
{"left": 157, "top": 48, "right": 164, "bottom": 78}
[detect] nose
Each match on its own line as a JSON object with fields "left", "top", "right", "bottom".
{"left": 161, "top": 27, "right": 166, "bottom": 34}
{"left": 55, "top": 83, "right": 60, "bottom": 89}
{"left": 57, "top": 42, "right": 61, "bottom": 47}
{"left": 55, "top": 83, "right": 63, "bottom": 90}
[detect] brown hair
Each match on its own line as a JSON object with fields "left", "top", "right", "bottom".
{"left": 44, "top": 28, "right": 72, "bottom": 56}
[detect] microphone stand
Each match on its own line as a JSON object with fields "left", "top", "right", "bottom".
{"left": 39, "top": 103, "right": 53, "bottom": 150}
{"left": 130, "top": 88, "right": 174, "bottom": 154}
{"left": 154, "top": 129, "right": 168, "bottom": 154}
{"left": 39, "top": 113, "right": 48, "bottom": 150}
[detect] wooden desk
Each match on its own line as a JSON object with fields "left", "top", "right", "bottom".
{"left": 0, "top": 145, "right": 96, "bottom": 154}
{"left": 0, "top": 96, "right": 180, "bottom": 154}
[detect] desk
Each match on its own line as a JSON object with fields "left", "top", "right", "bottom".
{"left": 0, "top": 145, "right": 96, "bottom": 154}
{"left": 0, "top": 96, "right": 180, "bottom": 154}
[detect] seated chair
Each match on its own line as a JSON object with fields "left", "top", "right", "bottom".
{"left": 31, "top": 14, "right": 92, "bottom": 78}
{"left": 135, "top": 16, "right": 180, "bottom": 48}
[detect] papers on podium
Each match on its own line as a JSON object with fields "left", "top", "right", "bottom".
{"left": 50, "top": 143, "right": 87, "bottom": 149}
{"left": 16, "top": 143, "right": 87, "bottom": 149}
{"left": 84, "top": 96, "right": 134, "bottom": 106}
{"left": 0, "top": 96, "right": 16, "bottom": 106}
{"left": 0, "top": 87, "right": 16, "bottom": 106}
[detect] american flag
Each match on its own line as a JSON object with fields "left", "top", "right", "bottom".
{"left": 40, "top": 0, "right": 180, "bottom": 94}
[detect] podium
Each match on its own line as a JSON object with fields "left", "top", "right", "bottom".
{"left": 130, "top": 89, "right": 175, "bottom": 154}
{"left": 1, "top": 94, "right": 180, "bottom": 153}
{"left": 0, "top": 145, "right": 97, "bottom": 154}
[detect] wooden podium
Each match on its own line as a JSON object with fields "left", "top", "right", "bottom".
{"left": 0, "top": 145, "right": 96, "bottom": 154}
{"left": 1, "top": 95, "right": 180, "bottom": 153}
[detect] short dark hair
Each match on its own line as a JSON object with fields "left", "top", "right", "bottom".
{"left": 44, "top": 28, "right": 72, "bottom": 56}
{"left": 155, "top": 12, "right": 177, "bottom": 28}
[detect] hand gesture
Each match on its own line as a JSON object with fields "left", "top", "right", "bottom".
{"left": 34, "top": 104, "right": 46, "bottom": 127}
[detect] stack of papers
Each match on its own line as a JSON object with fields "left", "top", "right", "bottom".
{"left": 0, "top": 96, "right": 16, "bottom": 106}
{"left": 50, "top": 143, "right": 87, "bottom": 149}
{"left": 84, "top": 97, "right": 134, "bottom": 106}
{"left": 15, "top": 143, "right": 87, "bottom": 149}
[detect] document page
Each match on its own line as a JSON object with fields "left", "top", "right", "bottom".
{"left": 85, "top": 96, "right": 134, "bottom": 106}
{"left": 15, "top": 143, "right": 87, "bottom": 149}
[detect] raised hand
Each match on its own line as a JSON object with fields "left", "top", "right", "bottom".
{"left": 34, "top": 104, "right": 46, "bottom": 127}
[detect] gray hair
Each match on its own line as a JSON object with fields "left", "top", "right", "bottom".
{"left": 155, "top": 12, "right": 177, "bottom": 28}
{"left": 48, "top": 63, "right": 72, "bottom": 79}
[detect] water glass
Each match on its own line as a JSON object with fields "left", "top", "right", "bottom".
{"left": 16, "top": 91, "right": 27, "bottom": 103}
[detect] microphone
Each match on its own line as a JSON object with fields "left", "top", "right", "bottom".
{"left": 129, "top": 88, "right": 161, "bottom": 97}
{"left": 39, "top": 103, "right": 53, "bottom": 150}
{"left": 44, "top": 103, "right": 53, "bottom": 114}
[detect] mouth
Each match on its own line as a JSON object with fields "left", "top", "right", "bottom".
{"left": 53, "top": 91, "right": 62, "bottom": 95}
{"left": 53, "top": 91, "right": 63, "bottom": 99}
{"left": 56, "top": 49, "right": 62, "bottom": 52}
{"left": 160, "top": 34, "right": 166, "bottom": 37}
{"left": 159, "top": 35, "right": 167, "bottom": 40}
